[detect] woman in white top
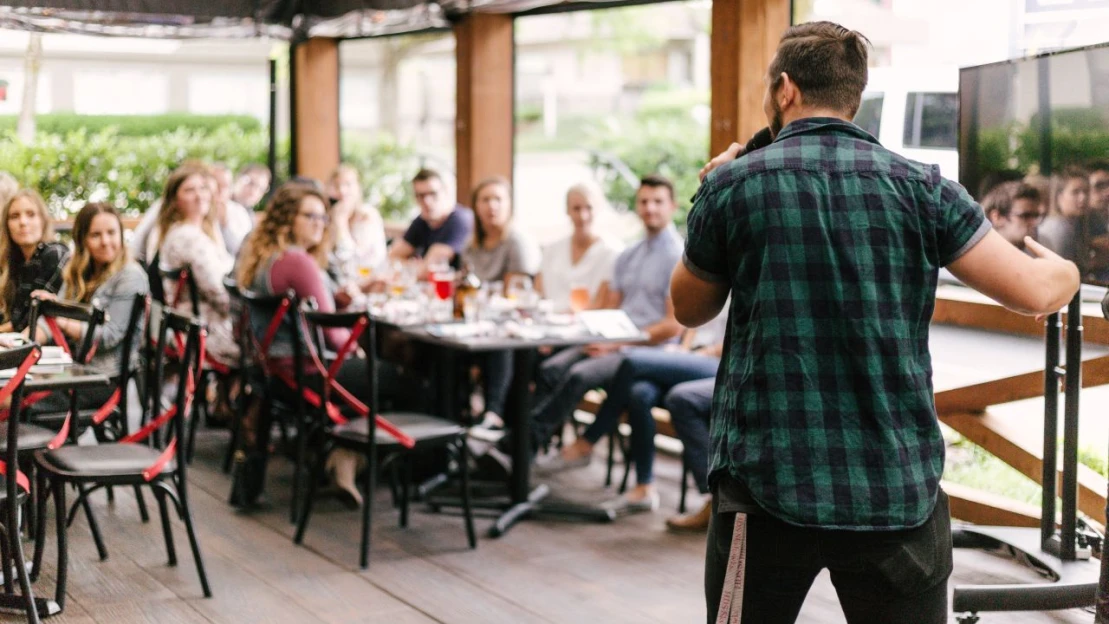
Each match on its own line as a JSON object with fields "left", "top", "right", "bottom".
{"left": 328, "top": 164, "right": 388, "bottom": 288}
{"left": 535, "top": 182, "right": 622, "bottom": 312}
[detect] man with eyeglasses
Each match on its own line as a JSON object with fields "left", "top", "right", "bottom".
{"left": 388, "top": 168, "right": 473, "bottom": 269}
{"left": 981, "top": 180, "right": 1044, "bottom": 251}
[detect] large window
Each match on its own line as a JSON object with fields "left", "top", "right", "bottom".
{"left": 902, "top": 92, "right": 957, "bottom": 150}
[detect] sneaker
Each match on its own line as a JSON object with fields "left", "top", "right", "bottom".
{"left": 601, "top": 490, "right": 660, "bottom": 515}
{"left": 469, "top": 411, "right": 506, "bottom": 443}
{"left": 665, "top": 499, "right": 712, "bottom": 533}
{"left": 534, "top": 451, "right": 592, "bottom": 475}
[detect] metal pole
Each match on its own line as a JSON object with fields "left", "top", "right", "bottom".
{"left": 1060, "top": 294, "right": 1082, "bottom": 561}
{"left": 1043, "top": 311, "right": 1060, "bottom": 549}
{"left": 267, "top": 58, "right": 277, "bottom": 185}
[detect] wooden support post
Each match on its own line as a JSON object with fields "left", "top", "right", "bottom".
{"left": 454, "top": 13, "right": 514, "bottom": 207}
{"left": 710, "top": 0, "right": 790, "bottom": 156}
{"left": 292, "top": 38, "right": 340, "bottom": 181}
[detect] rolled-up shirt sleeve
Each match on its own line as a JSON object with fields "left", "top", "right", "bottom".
{"left": 683, "top": 181, "right": 730, "bottom": 283}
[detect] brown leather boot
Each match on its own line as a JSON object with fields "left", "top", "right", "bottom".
{"left": 665, "top": 498, "right": 712, "bottom": 533}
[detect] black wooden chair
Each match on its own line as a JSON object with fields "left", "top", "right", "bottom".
{"left": 32, "top": 308, "right": 213, "bottom": 607}
{"left": 293, "top": 308, "right": 476, "bottom": 569}
{"left": 0, "top": 344, "right": 45, "bottom": 623}
{"left": 220, "top": 276, "right": 249, "bottom": 474}
{"left": 158, "top": 265, "right": 238, "bottom": 463}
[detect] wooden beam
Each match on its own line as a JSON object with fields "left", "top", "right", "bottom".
{"left": 454, "top": 13, "right": 514, "bottom": 207}
{"left": 292, "top": 38, "right": 340, "bottom": 181}
{"left": 934, "top": 285, "right": 1109, "bottom": 345}
{"left": 941, "top": 409, "right": 1108, "bottom": 522}
{"left": 934, "top": 354, "right": 1109, "bottom": 414}
{"left": 709, "top": 0, "right": 790, "bottom": 156}
{"left": 943, "top": 481, "right": 1042, "bottom": 528}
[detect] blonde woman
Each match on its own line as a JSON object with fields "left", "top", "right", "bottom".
{"left": 327, "top": 164, "right": 387, "bottom": 287}
{"left": 535, "top": 182, "right": 623, "bottom": 312}
{"left": 153, "top": 164, "right": 238, "bottom": 368}
{"left": 0, "top": 189, "right": 69, "bottom": 333}
{"left": 30, "top": 202, "right": 148, "bottom": 413}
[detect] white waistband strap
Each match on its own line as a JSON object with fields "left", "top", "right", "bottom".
{"left": 715, "top": 512, "right": 748, "bottom": 624}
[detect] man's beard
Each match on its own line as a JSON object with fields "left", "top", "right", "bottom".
{"left": 770, "top": 98, "right": 784, "bottom": 138}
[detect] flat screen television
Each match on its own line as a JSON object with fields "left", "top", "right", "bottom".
{"left": 959, "top": 42, "right": 1109, "bottom": 286}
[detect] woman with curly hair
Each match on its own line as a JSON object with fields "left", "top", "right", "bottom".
{"left": 236, "top": 182, "right": 370, "bottom": 507}
{"left": 150, "top": 163, "right": 238, "bottom": 369}
{"left": 0, "top": 189, "right": 69, "bottom": 333}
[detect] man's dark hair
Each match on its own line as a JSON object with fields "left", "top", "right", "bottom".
{"left": 976, "top": 169, "right": 1025, "bottom": 200}
{"left": 412, "top": 168, "right": 442, "bottom": 185}
{"left": 767, "top": 21, "right": 871, "bottom": 117}
{"left": 981, "top": 181, "right": 1042, "bottom": 218}
{"left": 1087, "top": 160, "right": 1109, "bottom": 175}
{"left": 237, "top": 163, "right": 271, "bottom": 179}
{"left": 639, "top": 173, "right": 674, "bottom": 201}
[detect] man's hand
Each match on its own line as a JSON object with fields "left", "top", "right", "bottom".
{"left": 583, "top": 343, "right": 622, "bottom": 358}
{"left": 699, "top": 142, "right": 744, "bottom": 182}
{"left": 30, "top": 290, "right": 57, "bottom": 302}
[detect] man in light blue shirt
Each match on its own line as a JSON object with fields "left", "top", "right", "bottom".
{"left": 475, "top": 174, "right": 684, "bottom": 466}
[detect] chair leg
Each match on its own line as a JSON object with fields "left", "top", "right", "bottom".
{"left": 31, "top": 471, "right": 49, "bottom": 582}
{"left": 678, "top": 459, "right": 690, "bottom": 514}
{"left": 77, "top": 484, "right": 108, "bottom": 561}
{"left": 134, "top": 486, "right": 150, "bottom": 523}
{"left": 7, "top": 499, "right": 43, "bottom": 624}
{"left": 456, "top": 440, "right": 476, "bottom": 550}
{"left": 153, "top": 488, "right": 177, "bottom": 566}
{"left": 619, "top": 448, "right": 632, "bottom": 495}
{"left": 399, "top": 459, "right": 411, "bottom": 529}
{"left": 604, "top": 434, "right": 615, "bottom": 488}
{"left": 291, "top": 413, "right": 310, "bottom": 524}
{"left": 0, "top": 512, "right": 12, "bottom": 595}
{"left": 293, "top": 451, "right": 324, "bottom": 545}
{"left": 53, "top": 479, "right": 68, "bottom": 611}
{"left": 359, "top": 443, "right": 376, "bottom": 570}
{"left": 173, "top": 482, "right": 212, "bottom": 598}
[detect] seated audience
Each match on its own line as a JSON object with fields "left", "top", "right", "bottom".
{"left": 232, "top": 163, "right": 272, "bottom": 211}
{"left": 660, "top": 376, "right": 716, "bottom": 531}
{"left": 211, "top": 162, "right": 255, "bottom": 257}
{"left": 0, "top": 189, "right": 69, "bottom": 333}
{"left": 130, "top": 158, "right": 208, "bottom": 265}
{"left": 485, "top": 175, "right": 683, "bottom": 448}
{"left": 327, "top": 164, "right": 387, "bottom": 286}
{"left": 388, "top": 168, "right": 473, "bottom": 269}
{"left": 536, "top": 182, "right": 622, "bottom": 312}
{"left": 236, "top": 182, "right": 384, "bottom": 507}
{"left": 541, "top": 309, "right": 726, "bottom": 515}
{"left": 981, "top": 180, "right": 1044, "bottom": 251}
{"left": 1038, "top": 167, "right": 1091, "bottom": 266}
{"left": 463, "top": 177, "right": 541, "bottom": 434}
{"left": 153, "top": 164, "right": 239, "bottom": 369}
{"left": 29, "top": 202, "right": 149, "bottom": 414}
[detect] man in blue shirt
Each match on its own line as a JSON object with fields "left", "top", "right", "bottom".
{"left": 388, "top": 168, "right": 473, "bottom": 269}
{"left": 510, "top": 175, "right": 684, "bottom": 509}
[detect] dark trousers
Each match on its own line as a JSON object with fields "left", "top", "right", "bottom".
{"left": 705, "top": 479, "right": 953, "bottom": 624}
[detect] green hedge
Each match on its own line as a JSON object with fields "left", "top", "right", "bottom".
{"left": 0, "top": 126, "right": 420, "bottom": 221}
{"left": 0, "top": 113, "right": 261, "bottom": 137}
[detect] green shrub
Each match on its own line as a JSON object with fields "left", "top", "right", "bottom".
{"left": 0, "top": 113, "right": 261, "bottom": 137}
{"left": 588, "top": 114, "right": 707, "bottom": 224}
{"left": 0, "top": 125, "right": 420, "bottom": 222}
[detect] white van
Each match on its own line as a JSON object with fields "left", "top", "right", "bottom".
{"left": 853, "top": 67, "right": 960, "bottom": 180}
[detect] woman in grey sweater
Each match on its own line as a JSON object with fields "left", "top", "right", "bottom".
{"left": 32, "top": 202, "right": 149, "bottom": 412}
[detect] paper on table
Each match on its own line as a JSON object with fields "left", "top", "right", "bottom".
{"left": 576, "top": 310, "right": 640, "bottom": 339}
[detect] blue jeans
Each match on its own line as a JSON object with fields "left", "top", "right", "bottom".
{"left": 664, "top": 378, "right": 715, "bottom": 493}
{"left": 583, "top": 348, "right": 719, "bottom": 486}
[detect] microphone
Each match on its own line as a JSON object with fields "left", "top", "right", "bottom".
{"left": 745, "top": 127, "right": 773, "bottom": 154}
{"left": 691, "top": 127, "right": 774, "bottom": 203}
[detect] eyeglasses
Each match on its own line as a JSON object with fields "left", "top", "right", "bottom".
{"left": 1094, "top": 181, "right": 1109, "bottom": 192}
{"left": 298, "top": 211, "right": 330, "bottom": 225}
{"left": 1010, "top": 212, "right": 1045, "bottom": 223}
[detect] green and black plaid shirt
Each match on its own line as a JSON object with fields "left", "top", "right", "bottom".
{"left": 684, "top": 117, "right": 990, "bottom": 530}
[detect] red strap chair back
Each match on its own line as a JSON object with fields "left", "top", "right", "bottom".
{"left": 0, "top": 344, "right": 41, "bottom": 495}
